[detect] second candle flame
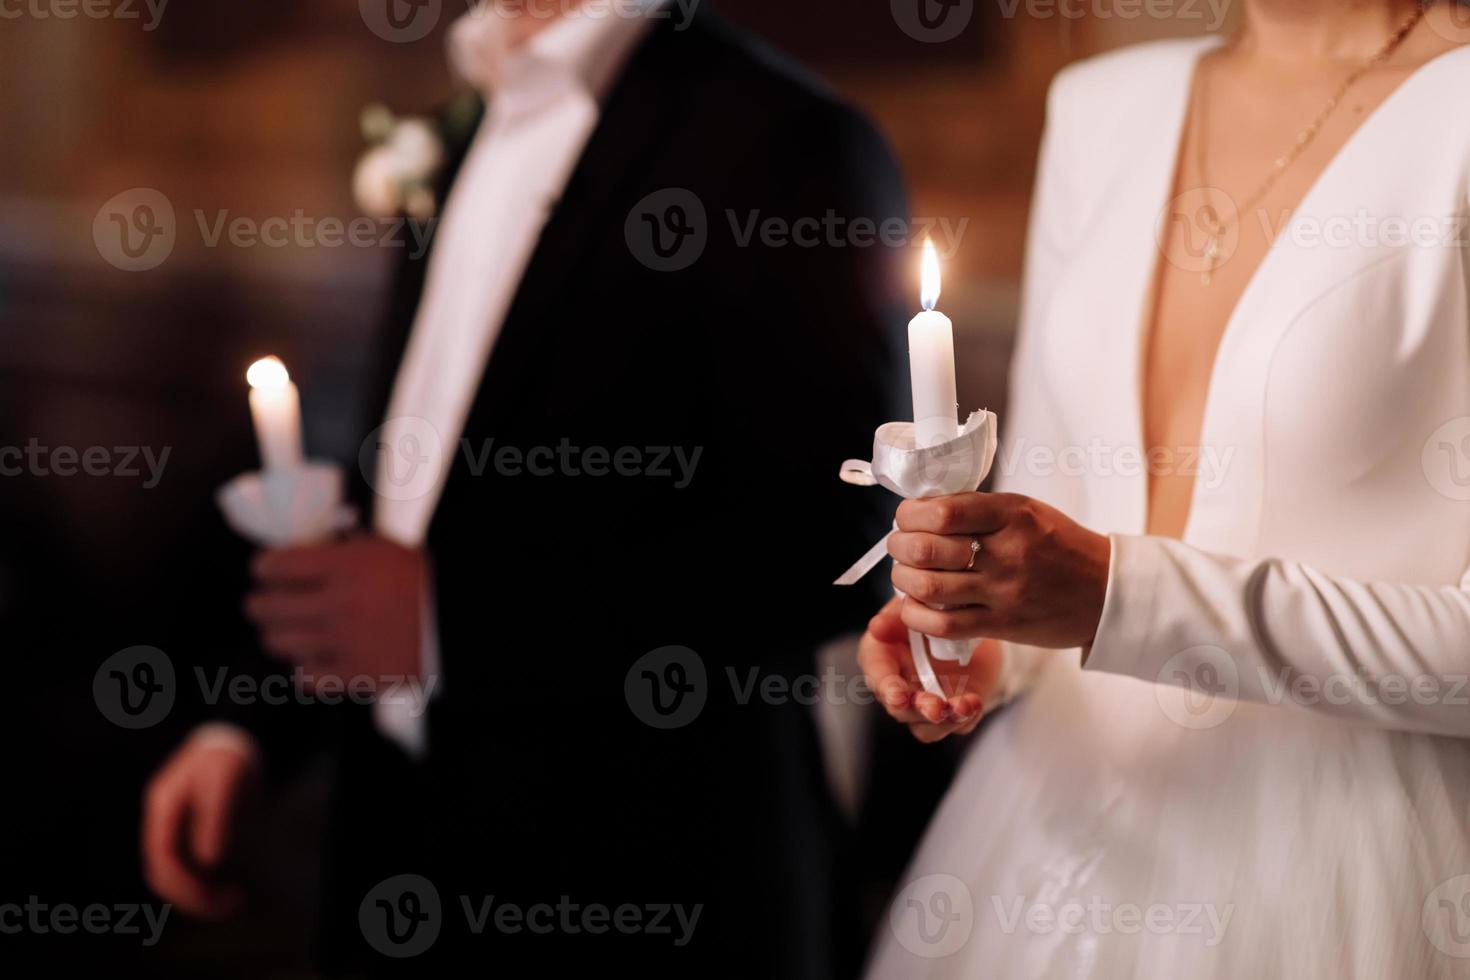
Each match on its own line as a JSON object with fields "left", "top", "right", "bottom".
{"left": 920, "top": 238, "right": 941, "bottom": 312}
{"left": 247, "top": 356, "right": 291, "bottom": 392}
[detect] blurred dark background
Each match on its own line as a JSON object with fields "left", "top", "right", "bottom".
{"left": 0, "top": 1, "right": 1217, "bottom": 974}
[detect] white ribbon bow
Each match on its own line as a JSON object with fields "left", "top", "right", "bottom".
{"left": 835, "top": 410, "right": 999, "bottom": 695}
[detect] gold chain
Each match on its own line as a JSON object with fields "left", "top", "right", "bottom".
{"left": 1192, "top": 4, "right": 1427, "bottom": 284}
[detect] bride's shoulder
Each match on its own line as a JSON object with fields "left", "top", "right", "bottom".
{"left": 1044, "top": 36, "right": 1217, "bottom": 122}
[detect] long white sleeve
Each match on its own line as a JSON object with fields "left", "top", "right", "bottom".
{"left": 1088, "top": 533, "right": 1470, "bottom": 737}
{"left": 988, "top": 71, "right": 1087, "bottom": 706}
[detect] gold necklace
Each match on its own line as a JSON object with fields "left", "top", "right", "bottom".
{"left": 1193, "top": 4, "right": 1427, "bottom": 285}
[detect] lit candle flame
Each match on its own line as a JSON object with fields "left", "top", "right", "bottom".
{"left": 247, "top": 356, "right": 291, "bottom": 391}
{"left": 920, "top": 238, "right": 941, "bottom": 312}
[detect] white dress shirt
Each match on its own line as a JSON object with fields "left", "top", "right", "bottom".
{"left": 869, "top": 39, "right": 1470, "bottom": 979}
{"left": 370, "top": 2, "right": 660, "bottom": 753}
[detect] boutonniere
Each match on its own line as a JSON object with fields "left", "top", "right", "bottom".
{"left": 352, "top": 94, "right": 481, "bottom": 221}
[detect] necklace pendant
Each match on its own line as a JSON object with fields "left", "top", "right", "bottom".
{"left": 1200, "top": 235, "right": 1220, "bottom": 286}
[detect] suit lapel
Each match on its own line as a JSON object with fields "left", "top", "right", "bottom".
{"left": 456, "top": 14, "right": 699, "bottom": 433}
{"left": 366, "top": 94, "right": 486, "bottom": 422}
{"left": 355, "top": 95, "right": 485, "bottom": 515}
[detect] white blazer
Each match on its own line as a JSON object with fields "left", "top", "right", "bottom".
{"left": 870, "top": 37, "right": 1470, "bottom": 979}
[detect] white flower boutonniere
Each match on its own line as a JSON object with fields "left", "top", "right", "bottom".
{"left": 352, "top": 103, "right": 447, "bottom": 221}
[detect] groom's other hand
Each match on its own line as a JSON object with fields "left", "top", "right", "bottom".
{"left": 244, "top": 533, "right": 426, "bottom": 690}
{"left": 141, "top": 731, "right": 260, "bottom": 920}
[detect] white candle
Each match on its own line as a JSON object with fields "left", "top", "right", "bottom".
{"left": 247, "top": 356, "right": 304, "bottom": 473}
{"left": 909, "top": 239, "right": 958, "bottom": 448}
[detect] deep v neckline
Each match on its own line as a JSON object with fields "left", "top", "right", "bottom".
{"left": 1132, "top": 36, "right": 1470, "bottom": 542}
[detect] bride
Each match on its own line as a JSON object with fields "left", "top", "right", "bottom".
{"left": 860, "top": 1, "right": 1470, "bottom": 976}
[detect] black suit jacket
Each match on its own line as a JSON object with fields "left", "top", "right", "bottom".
{"left": 262, "top": 11, "right": 910, "bottom": 978}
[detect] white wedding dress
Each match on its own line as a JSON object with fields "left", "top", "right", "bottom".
{"left": 868, "top": 38, "right": 1470, "bottom": 978}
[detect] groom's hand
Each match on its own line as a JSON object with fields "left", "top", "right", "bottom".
{"left": 244, "top": 533, "right": 426, "bottom": 689}
{"left": 141, "top": 733, "right": 260, "bottom": 920}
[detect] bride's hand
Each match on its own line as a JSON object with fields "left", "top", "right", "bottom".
{"left": 858, "top": 598, "right": 1004, "bottom": 742}
{"left": 888, "top": 492, "right": 1111, "bottom": 649}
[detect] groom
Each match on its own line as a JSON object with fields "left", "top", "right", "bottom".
{"left": 143, "top": 1, "right": 908, "bottom": 974}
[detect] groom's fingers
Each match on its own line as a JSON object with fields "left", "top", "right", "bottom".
{"left": 243, "top": 590, "right": 328, "bottom": 627}
{"left": 142, "top": 771, "right": 239, "bottom": 920}
{"left": 252, "top": 547, "right": 334, "bottom": 587}
{"left": 260, "top": 628, "right": 334, "bottom": 664}
{"left": 190, "top": 766, "right": 237, "bottom": 869}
